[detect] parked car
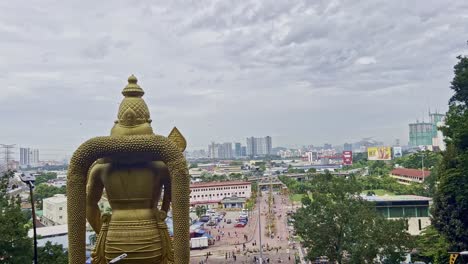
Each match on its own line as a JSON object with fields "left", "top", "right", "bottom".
{"left": 226, "top": 219, "right": 232, "bottom": 224}
{"left": 199, "top": 215, "right": 210, "bottom": 222}
{"left": 234, "top": 222, "right": 246, "bottom": 228}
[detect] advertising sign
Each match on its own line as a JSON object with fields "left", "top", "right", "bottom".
{"left": 367, "top": 147, "right": 392, "bottom": 160}
{"left": 342, "top": 151, "right": 353, "bottom": 165}
{"left": 393, "top": 147, "right": 402, "bottom": 158}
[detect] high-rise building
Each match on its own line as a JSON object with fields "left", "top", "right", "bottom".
{"left": 264, "top": 136, "right": 272, "bottom": 155}
{"left": 343, "top": 143, "right": 352, "bottom": 151}
{"left": 31, "top": 149, "right": 40, "bottom": 166}
{"left": 221, "top": 142, "right": 233, "bottom": 159}
{"left": 409, "top": 111, "right": 445, "bottom": 147}
{"left": 234, "top": 143, "right": 242, "bottom": 157}
{"left": 20, "top": 148, "right": 30, "bottom": 166}
{"left": 241, "top": 146, "right": 247, "bottom": 157}
{"left": 208, "top": 142, "right": 233, "bottom": 159}
{"left": 246, "top": 137, "right": 256, "bottom": 156}
{"left": 19, "top": 147, "right": 39, "bottom": 166}
{"left": 246, "top": 136, "right": 273, "bottom": 156}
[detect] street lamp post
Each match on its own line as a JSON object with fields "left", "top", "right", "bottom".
{"left": 20, "top": 173, "right": 38, "bottom": 264}
{"left": 258, "top": 188, "right": 263, "bottom": 263}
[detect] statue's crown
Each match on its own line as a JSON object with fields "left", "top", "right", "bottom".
{"left": 116, "top": 75, "right": 151, "bottom": 127}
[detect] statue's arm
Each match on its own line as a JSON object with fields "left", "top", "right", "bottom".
{"left": 150, "top": 161, "right": 171, "bottom": 212}
{"left": 86, "top": 164, "right": 105, "bottom": 234}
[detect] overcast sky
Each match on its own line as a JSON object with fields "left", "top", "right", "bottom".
{"left": 1, "top": 0, "right": 468, "bottom": 160}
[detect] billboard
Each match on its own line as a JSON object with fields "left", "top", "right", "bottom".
{"left": 342, "top": 151, "right": 353, "bottom": 165}
{"left": 393, "top": 147, "right": 402, "bottom": 158}
{"left": 367, "top": 147, "right": 392, "bottom": 160}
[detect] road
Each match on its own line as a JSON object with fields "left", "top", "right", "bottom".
{"left": 190, "top": 190, "right": 298, "bottom": 263}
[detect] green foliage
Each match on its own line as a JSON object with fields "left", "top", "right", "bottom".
{"left": 189, "top": 163, "right": 198, "bottom": 169}
{"left": 35, "top": 172, "right": 58, "bottom": 185}
{"left": 368, "top": 160, "right": 392, "bottom": 175}
{"left": 37, "top": 241, "right": 68, "bottom": 264}
{"left": 34, "top": 184, "right": 66, "bottom": 209}
{"left": 195, "top": 205, "right": 207, "bottom": 219}
{"left": 229, "top": 173, "right": 243, "bottom": 180}
{"left": 292, "top": 174, "right": 413, "bottom": 263}
{"left": 286, "top": 168, "right": 306, "bottom": 174}
{"left": 412, "top": 226, "right": 450, "bottom": 264}
{"left": 394, "top": 151, "right": 442, "bottom": 170}
{"left": 0, "top": 171, "right": 33, "bottom": 263}
{"left": 357, "top": 175, "right": 428, "bottom": 196}
{"left": 432, "top": 55, "right": 468, "bottom": 251}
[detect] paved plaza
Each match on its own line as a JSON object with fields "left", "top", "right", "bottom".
{"left": 189, "top": 191, "right": 300, "bottom": 263}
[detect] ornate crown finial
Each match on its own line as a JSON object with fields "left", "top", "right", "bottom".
{"left": 122, "top": 74, "right": 144, "bottom": 97}
{"left": 128, "top": 74, "right": 138, "bottom": 84}
{"left": 114, "top": 75, "right": 151, "bottom": 128}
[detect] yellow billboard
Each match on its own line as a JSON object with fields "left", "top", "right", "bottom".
{"left": 367, "top": 147, "right": 392, "bottom": 160}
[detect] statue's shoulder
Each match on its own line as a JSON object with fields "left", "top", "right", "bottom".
{"left": 89, "top": 159, "right": 111, "bottom": 174}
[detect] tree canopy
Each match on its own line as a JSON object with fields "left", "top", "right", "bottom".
{"left": 292, "top": 174, "right": 413, "bottom": 263}
{"left": 0, "top": 171, "right": 33, "bottom": 263}
{"left": 432, "top": 55, "right": 468, "bottom": 251}
{"left": 37, "top": 241, "right": 68, "bottom": 264}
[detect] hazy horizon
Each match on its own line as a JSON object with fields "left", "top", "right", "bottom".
{"left": 1, "top": 1, "right": 467, "bottom": 160}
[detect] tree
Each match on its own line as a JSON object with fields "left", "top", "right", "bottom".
{"left": 35, "top": 172, "right": 58, "bottom": 185}
{"left": 412, "top": 226, "right": 450, "bottom": 264}
{"left": 34, "top": 184, "right": 66, "bottom": 209}
{"left": 0, "top": 171, "right": 33, "bottom": 263}
{"left": 293, "top": 173, "right": 413, "bottom": 263}
{"left": 195, "top": 205, "right": 207, "bottom": 219}
{"left": 394, "top": 151, "right": 442, "bottom": 170}
{"left": 433, "top": 55, "right": 468, "bottom": 251}
{"left": 37, "top": 241, "right": 68, "bottom": 264}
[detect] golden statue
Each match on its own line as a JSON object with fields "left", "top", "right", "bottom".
{"left": 67, "top": 75, "right": 190, "bottom": 264}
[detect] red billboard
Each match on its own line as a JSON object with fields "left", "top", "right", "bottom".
{"left": 342, "top": 151, "right": 353, "bottom": 165}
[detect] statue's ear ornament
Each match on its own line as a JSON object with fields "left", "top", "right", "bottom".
{"left": 168, "top": 127, "right": 187, "bottom": 152}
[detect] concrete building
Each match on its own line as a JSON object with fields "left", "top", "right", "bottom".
{"left": 234, "top": 143, "right": 242, "bottom": 157}
{"left": 409, "top": 122, "right": 433, "bottom": 147}
{"left": 189, "top": 181, "right": 251, "bottom": 209}
{"left": 19, "top": 148, "right": 40, "bottom": 167}
{"left": 241, "top": 146, "right": 247, "bottom": 157}
{"left": 42, "top": 194, "right": 67, "bottom": 226}
{"left": 390, "top": 168, "right": 431, "bottom": 185}
{"left": 208, "top": 142, "right": 233, "bottom": 159}
{"left": 20, "top": 148, "right": 30, "bottom": 166}
{"left": 363, "top": 195, "right": 432, "bottom": 235}
{"left": 222, "top": 142, "right": 233, "bottom": 159}
{"left": 246, "top": 136, "right": 272, "bottom": 157}
{"left": 409, "top": 111, "right": 445, "bottom": 148}
{"left": 220, "top": 196, "right": 247, "bottom": 209}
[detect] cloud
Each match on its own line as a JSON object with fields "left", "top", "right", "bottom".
{"left": 0, "top": 0, "right": 467, "bottom": 158}
{"left": 355, "top": 56, "right": 377, "bottom": 65}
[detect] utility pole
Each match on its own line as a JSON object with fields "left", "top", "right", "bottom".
{"left": 422, "top": 153, "right": 425, "bottom": 178}
{"left": 20, "top": 173, "right": 38, "bottom": 264}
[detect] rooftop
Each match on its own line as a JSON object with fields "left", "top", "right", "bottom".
{"left": 190, "top": 181, "right": 251, "bottom": 188}
{"left": 221, "top": 196, "right": 247, "bottom": 203}
{"left": 391, "top": 168, "right": 431, "bottom": 178}
{"left": 362, "top": 195, "right": 432, "bottom": 202}
{"left": 43, "top": 194, "right": 67, "bottom": 204}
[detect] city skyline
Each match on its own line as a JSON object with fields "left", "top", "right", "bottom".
{"left": 1, "top": 1, "right": 467, "bottom": 159}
